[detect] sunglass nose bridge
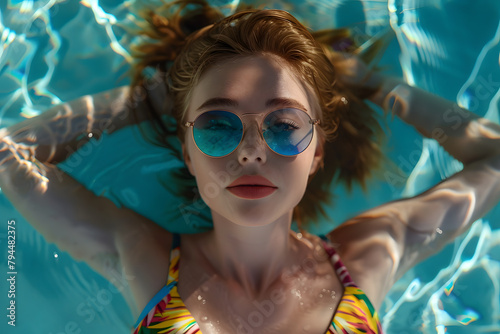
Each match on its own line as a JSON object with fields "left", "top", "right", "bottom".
{"left": 240, "top": 113, "right": 266, "bottom": 140}
{"left": 240, "top": 118, "right": 266, "bottom": 143}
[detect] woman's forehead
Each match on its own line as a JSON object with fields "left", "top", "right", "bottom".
{"left": 187, "top": 55, "right": 315, "bottom": 116}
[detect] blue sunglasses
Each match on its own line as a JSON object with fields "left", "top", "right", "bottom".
{"left": 184, "top": 108, "right": 320, "bottom": 157}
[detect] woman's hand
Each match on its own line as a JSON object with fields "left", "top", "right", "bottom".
{"left": 334, "top": 53, "right": 375, "bottom": 86}
{"left": 334, "top": 53, "right": 406, "bottom": 111}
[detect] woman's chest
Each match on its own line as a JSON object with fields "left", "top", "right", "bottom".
{"left": 178, "top": 254, "right": 343, "bottom": 334}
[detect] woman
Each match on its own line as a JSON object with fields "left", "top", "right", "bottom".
{"left": 1, "top": 1, "right": 499, "bottom": 333}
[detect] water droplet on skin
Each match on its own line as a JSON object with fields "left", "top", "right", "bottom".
{"left": 202, "top": 299, "right": 207, "bottom": 304}
{"left": 329, "top": 307, "right": 333, "bottom": 310}
{"left": 296, "top": 232, "right": 303, "bottom": 239}
{"left": 201, "top": 316, "right": 208, "bottom": 322}
{"left": 291, "top": 289, "right": 302, "bottom": 299}
{"left": 319, "top": 294, "right": 323, "bottom": 298}
{"left": 197, "top": 295, "right": 203, "bottom": 301}
{"left": 299, "top": 301, "right": 304, "bottom": 305}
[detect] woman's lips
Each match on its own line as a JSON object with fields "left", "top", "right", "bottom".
{"left": 227, "top": 186, "right": 277, "bottom": 199}
{"left": 227, "top": 175, "right": 277, "bottom": 199}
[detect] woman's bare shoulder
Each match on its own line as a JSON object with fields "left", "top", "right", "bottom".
{"left": 326, "top": 213, "right": 404, "bottom": 309}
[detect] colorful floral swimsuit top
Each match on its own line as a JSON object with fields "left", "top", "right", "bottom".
{"left": 133, "top": 234, "right": 383, "bottom": 334}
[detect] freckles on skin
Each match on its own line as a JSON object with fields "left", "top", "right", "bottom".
{"left": 182, "top": 55, "right": 323, "bottom": 224}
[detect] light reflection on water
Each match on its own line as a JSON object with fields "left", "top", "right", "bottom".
{"left": 0, "top": 1, "right": 499, "bottom": 333}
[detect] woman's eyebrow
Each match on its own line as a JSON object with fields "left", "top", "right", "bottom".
{"left": 196, "top": 97, "right": 239, "bottom": 111}
{"left": 196, "top": 97, "right": 308, "bottom": 111}
{"left": 266, "top": 98, "right": 308, "bottom": 111}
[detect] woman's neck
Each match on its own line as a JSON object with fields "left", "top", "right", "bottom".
{"left": 204, "top": 211, "right": 301, "bottom": 299}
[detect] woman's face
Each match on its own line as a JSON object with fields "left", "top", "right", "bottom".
{"left": 182, "top": 54, "right": 323, "bottom": 226}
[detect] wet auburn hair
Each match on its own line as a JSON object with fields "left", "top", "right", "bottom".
{"left": 129, "top": 0, "right": 385, "bottom": 230}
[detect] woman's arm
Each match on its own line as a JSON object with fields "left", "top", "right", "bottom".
{"left": 338, "top": 54, "right": 500, "bottom": 162}
{"left": 1, "top": 87, "right": 131, "bottom": 164}
{"left": 1, "top": 79, "right": 169, "bottom": 164}
{"left": 0, "top": 138, "right": 173, "bottom": 314}
{"left": 371, "top": 74, "right": 500, "bottom": 163}
{"left": 0, "top": 134, "right": 171, "bottom": 280}
{"left": 328, "top": 59, "right": 500, "bottom": 307}
{"left": 0, "top": 81, "right": 173, "bottom": 299}
{"left": 368, "top": 71, "right": 500, "bottom": 247}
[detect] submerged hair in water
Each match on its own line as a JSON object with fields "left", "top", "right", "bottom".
{"left": 129, "top": 0, "right": 385, "bottom": 229}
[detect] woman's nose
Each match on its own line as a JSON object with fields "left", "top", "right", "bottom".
{"left": 237, "top": 122, "right": 267, "bottom": 164}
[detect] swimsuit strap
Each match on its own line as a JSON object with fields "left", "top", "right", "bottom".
{"left": 321, "top": 238, "right": 356, "bottom": 287}
{"left": 166, "top": 233, "right": 182, "bottom": 286}
{"left": 134, "top": 234, "right": 181, "bottom": 328}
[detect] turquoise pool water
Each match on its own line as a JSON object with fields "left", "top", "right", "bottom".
{"left": 1, "top": 0, "right": 499, "bottom": 333}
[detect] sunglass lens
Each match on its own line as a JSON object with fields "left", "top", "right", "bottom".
{"left": 263, "top": 109, "right": 314, "bottom": 156}
{"left": 192, "top": 110, "right": 243, "bottom": 157}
